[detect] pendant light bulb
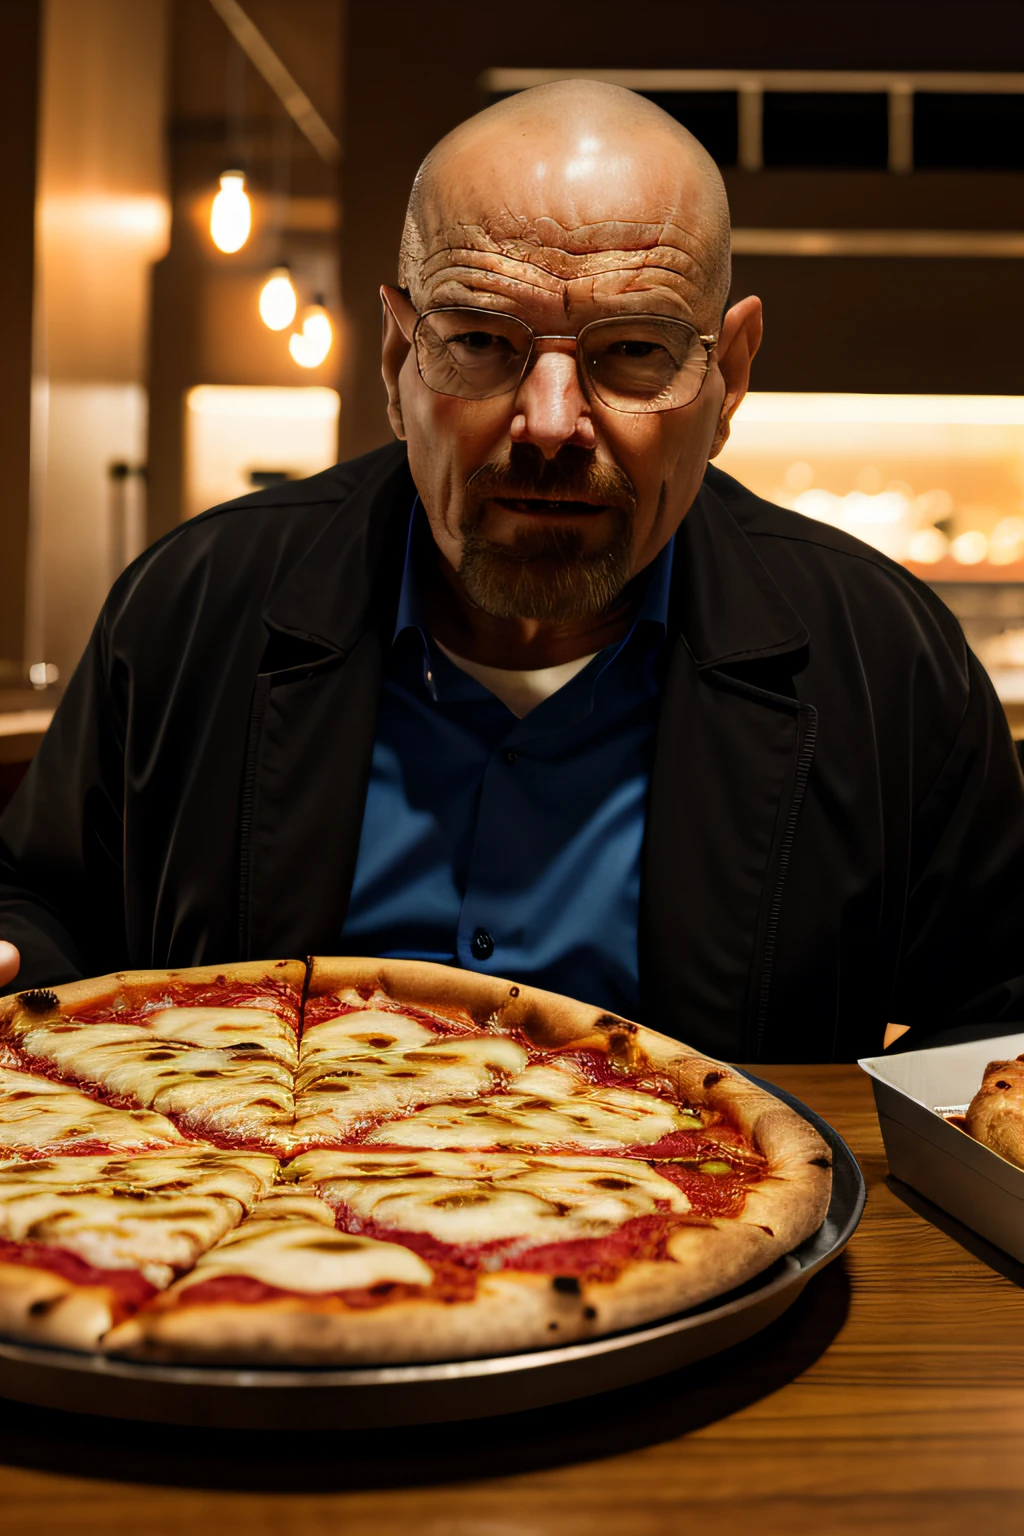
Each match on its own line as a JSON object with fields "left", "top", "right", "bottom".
{"left": 289, "top": 299, "right": 333, "bottom": 368}
{"left": 210, "top": 169, "right": 251, "bottom": 254}
{"left": 259, "top": 266, "right": 297, "bottom": 330}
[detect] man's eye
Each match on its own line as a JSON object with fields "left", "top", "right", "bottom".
{"left": 448, "top": 331, "right": 513, "bottom": 354}
{"left": 606, "top": 341, "right": 668, "bottom": 362}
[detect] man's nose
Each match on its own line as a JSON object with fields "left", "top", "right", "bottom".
{"left": 509, "top": 346, "right": 595, "bottom": 458}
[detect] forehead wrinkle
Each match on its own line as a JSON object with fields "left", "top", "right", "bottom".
{"left": 421, "top": 253, "right": 707, "bottom": 323}
{"left": 420, "top": 242, "right": 703, "bottom": 287}
{"left": 430, "top": 212, "right": 691, "bottom": 262}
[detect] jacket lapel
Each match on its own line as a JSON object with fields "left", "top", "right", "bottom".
{"left": 239, "top": 448, "right": 414, "bottom": 959}
{"left": 640, "top": 475, "right": 816, "bottom": 1061}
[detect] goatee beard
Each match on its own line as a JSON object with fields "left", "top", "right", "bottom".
{"left": 457, "top": 445, "right": 637, "bottom": 623}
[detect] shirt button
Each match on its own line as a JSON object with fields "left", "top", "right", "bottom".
{"left": 470, "top": 929, "right": 495, "bottom": 960}
{"left": 502, "top": 750, "right": 518, "bottom": 765}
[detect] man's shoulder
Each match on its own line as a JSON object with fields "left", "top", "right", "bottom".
{"left": 148, "top": 442, "right": 407, "bottom": 560}
{"left": 706, "top": 462, "right": 911, "bottom": 571}
{"left": 704, "top": 463, "right": 965, "bottom": 644}
{"left": 107, "top": 443, "right": 410, "bottom": 618}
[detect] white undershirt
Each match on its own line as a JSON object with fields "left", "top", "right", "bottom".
{"left": 435, "top": 641, "right": 598, "bottom": 719}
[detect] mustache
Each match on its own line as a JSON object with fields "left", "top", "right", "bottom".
{"left": 463, "top": 444, "right": 638, "bottom": 515}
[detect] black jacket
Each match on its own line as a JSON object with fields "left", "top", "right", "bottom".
{"left": 2, "top": 444, "right": 1023, "bottom": 1061}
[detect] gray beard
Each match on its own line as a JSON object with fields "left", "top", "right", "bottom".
{"left": 456, "top": 513, "right": 634, "bottom": 623}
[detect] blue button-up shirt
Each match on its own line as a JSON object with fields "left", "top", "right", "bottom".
{"left": 340, "top": 507, "right": 673, "bottom": 1016}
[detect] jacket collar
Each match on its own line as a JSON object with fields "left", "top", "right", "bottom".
{"left": 261, "top": 443, "right": 414, "bottom": 658}
{"left": 261, "top": 445, "right": 808, "bottom": 670}
{"left": 670, "top": 469, "right": 809, "bottom": 670}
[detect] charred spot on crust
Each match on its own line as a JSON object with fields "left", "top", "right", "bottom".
{"left": 548, "top": 1320, "right": 558, "bottom": 1330}
{"left": 996, "top": 1080, "right": 1012, "bottom": 1090}
{"left": 757, "top": 1224, "right": 775, "bottom": 1236}
{"left": 509, "top": 986, "right": 520, "bottom": 998}
{"left": 809, "top": 1155, "right": 832, "bottom": 1168}
{"left": 18, "top": 988, "right": 60, "bottom": 1014}
{"left": 552, "top": 1275, "right": 580, "bottom": 1295}
{"left": 583, "top": 1305, "right": 597, "bottom": 1320}
{"left": 29, "top": 1297, "right": 60, "bottom": 1317}
{"left": 594, "top": 1013, "right": 635, "bottom": 1035}
{"left": 703, "top": 1071, "right": 726, "bottom": 1090}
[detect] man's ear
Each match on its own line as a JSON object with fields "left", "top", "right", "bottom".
{"left": 380, "top": 284, "right": 413, "bottom": 441}
{"left": 708, "top": 294, "right": 763, "bottom": 459}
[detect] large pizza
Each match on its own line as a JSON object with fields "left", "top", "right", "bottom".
{"left": 0, "top": 958, "right": 831, "bottom": 1365}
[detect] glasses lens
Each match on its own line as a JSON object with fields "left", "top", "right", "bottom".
{"left": 581, "top": 317, "right": 708, "bottom": 412}
{"left": 415, "top": 309, "right": 532, "bottom": 399}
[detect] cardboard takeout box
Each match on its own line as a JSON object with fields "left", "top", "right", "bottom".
{"left": 860, "top": 1032, "right": 1024, "bottom": 1262}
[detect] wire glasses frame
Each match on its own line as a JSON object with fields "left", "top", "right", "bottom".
{"left": 384, "top": 288, "right": 718, "bottom": 415}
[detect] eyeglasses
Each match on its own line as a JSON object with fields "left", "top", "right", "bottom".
{"left": 385, "top": 291, "right": 717, "bottom": 414}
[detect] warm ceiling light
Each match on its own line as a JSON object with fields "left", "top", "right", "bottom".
{"left": 289, "top": 300, "right": 333, "bottom": 368}
{"left": 259, "top": 266, "right": 297, "bottom": 330}
{"left": 210, "top": 170, "right": 252, "bottom": 253}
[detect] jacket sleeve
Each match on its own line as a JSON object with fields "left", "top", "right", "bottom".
{"left": 892, "top": 647, "right": 1024, "bottom": 1026}
{"left": 0, "top": 606, "right": 128, "bottom": 994}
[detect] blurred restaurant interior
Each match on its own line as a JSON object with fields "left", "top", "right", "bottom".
{"left": 1, "top": 0, "right": 1023, "bottom": 806}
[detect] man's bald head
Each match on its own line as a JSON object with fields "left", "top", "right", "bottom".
{"left": 398, "top": 79, "right": 732, "bottom": 328}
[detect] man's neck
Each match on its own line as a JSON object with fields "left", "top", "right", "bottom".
{"left": 422, "top": 556, "right": 636, "bottom": 671}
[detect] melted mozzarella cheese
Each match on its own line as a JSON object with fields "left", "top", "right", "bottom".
{"left": 145, "top": 1008, "right": 297, "bottom": 1068}
{"left": 295, "top": 1016, "right": 528, "bottom": 1141}
{"left": 177, "top": 1187, "right": 433, "bottom": 1293}
{"left": 289, "top": 1149, "right": 689, "bottom": 1247}
{"left": 15, "top": 1020, "right": 294, "bottom": 1139}
{"left": 0, "top": 1066, "right": 185, "bottom": 1154}
{"left": 0, "top": 1150, "right": 276, "bottom": 1286}
{"left": 363, "top": 1072, "right": 686, "bottom": 1151}
{"left": 302, "top": 1011, "right": 437, "bottom": 1058}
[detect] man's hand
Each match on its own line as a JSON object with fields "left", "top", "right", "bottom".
{"left": 0, "top": 941, "right": 20, "bottom": 988}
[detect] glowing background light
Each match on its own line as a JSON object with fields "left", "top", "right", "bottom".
{"left": 289, "top": 302, "right": 333, "bottom": 368}
{"left": 717, "top": 393, "right": 1024, "bottom": 571}
{"left": 259, "top": 267, "right": 297, "bottom": 330}
{"left": 210, "top": 170, "right": 252, "bottom": 253}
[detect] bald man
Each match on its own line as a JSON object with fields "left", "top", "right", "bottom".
{"left": 2, "top": 83, "right": 1023, "bottom": 1062}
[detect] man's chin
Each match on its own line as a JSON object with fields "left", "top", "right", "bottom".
{"left": 457, "top": 542, "right": 631, "bottom": 624}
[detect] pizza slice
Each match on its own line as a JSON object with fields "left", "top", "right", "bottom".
{"left": 0, "top": 962, "right": 304, "bottom": 1151}
{"left": 103, "top": 1186, "right": 435, "bottom": 1362}
{"left": 0, "top": 1063, "right": 187, "bottom": 1158}
{"left": 359, "top": 1056, "right": 712, "bottom": 1153}
{"left": 0, "top": 1147, "right": 277, "bottom": 1349}
{"left": 294, "top": 991, "right": 528, "bottom": 1145}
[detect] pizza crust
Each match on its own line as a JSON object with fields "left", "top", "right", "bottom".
{"left": 103, "top": 1237, "right": 779, "bottom": 1366}
{"left": 0, "top": 1262, "right": 123, "bottom": 1351}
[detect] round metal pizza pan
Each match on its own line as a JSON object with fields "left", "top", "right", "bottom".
{"left": 0, "top": 1078, "right": 864, "bottom": 1429}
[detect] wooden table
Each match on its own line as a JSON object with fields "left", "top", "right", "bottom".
{"left": 2, "top": 1062, "right": 1023, "bottom": 1536}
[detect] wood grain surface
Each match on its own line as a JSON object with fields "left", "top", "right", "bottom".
{"left": 2, "top": 1062, "right": 1023, "bottom": 1536}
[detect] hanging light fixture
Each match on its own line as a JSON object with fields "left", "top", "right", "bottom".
{"left": 210, "top": 169, "right": 251, "bottom": 253}
{"left": 289, "top": 297, "right": 333, "bottom": 368}
{"left": 259, "top": 265, "right": 297, "bottom": 330}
